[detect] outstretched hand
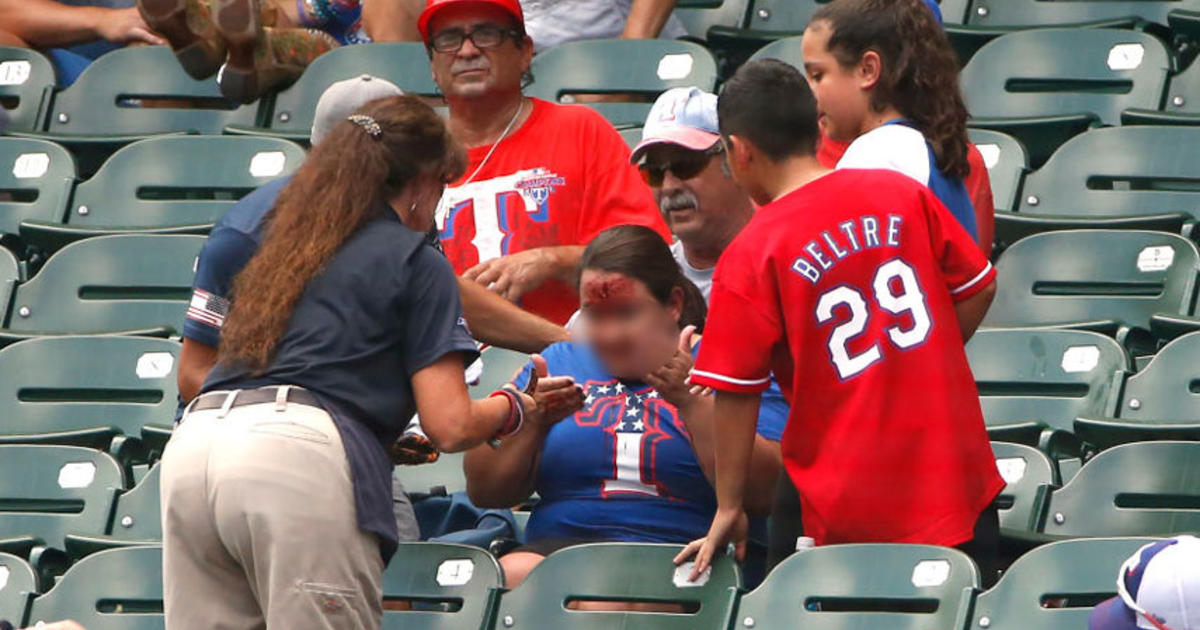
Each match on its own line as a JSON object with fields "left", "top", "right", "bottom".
{"left": 672, "top": 507, "right": 749, "bottom": 582}
{"left": 519, "top": 354, "right": 584, "bottom": 429}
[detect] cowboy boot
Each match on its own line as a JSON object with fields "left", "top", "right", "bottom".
{"left": 138, "top": 0, "right": 227, "bottom": 79}
{"left": 214, "top": 0, "right": 338, "bottom": 104}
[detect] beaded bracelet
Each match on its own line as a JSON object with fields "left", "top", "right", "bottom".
{"left": 487, "top": 386, "right": 525, "bottom": 448}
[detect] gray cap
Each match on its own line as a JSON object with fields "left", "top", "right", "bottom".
{"left": 310, "top": 74, "right": 405, "bottom": 145}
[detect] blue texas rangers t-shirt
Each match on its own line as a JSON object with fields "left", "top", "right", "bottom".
{"left": 513, "top": 341, "right": 787, "bottom": 544}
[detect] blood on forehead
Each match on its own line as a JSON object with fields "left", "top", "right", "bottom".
{"left": 582, "top": 275, "right": 637, "bottom": 308}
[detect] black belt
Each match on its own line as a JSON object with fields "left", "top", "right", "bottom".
{"left": 189, "top": 387, "right": 322, "bottom": 413}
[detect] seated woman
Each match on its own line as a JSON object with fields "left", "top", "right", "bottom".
{"left": 464, "top": 224, "right": 786, "bottom": 588}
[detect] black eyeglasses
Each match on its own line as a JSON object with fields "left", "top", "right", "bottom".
{"left": 638, "top": 146, "right": 725, "bottom": 187}
{"left": 429, "top": 24, "right": 522, "bottom": 54}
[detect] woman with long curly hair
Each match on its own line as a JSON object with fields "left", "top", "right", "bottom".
{"left": 801, "top": 0, "right": 979, "bottom": 240}
{"left": 159, "top": 95, "right": 583, "bottom": 629}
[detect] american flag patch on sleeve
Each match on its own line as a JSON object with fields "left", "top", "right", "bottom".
{"left": 187, "top": 289, "right": 230, "bottom": 328}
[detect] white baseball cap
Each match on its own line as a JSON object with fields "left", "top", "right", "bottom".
{"left": 630, "top": 87, "right": 720, "bottom": 164}
{"left": 1090, "top": 536, "right": 1200, "bottom": 630}
{"left": 310, "top": 74, "right": 405, "bottom": 145}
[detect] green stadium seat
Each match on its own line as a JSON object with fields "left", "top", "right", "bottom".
{"left": 400, "top": 348, "right": 529, "bottom": 495}
{"left": 1075, "top": 331, "right": 1200, "bottom": 449}
{"left": 0, "top": 234, "right": 203, "bottom": 342}
{"left": 382, "top": 542, "right": 502, "bottom": 630}
{"left": 1040, "top": 441, "right": 1200, "bottom": 537}
{"left": 65, "top": 464, "right": 163, "bottom": 559}
{"left": 746, "top": 34, "right": 804, "bottom": 66}
{"left": 227, "top": 43, "right": 439, "bottom": 141}
{"left": 15, "top": 46, "right": 259, "bottom": 175}
{"left": 967, "top": 128, "right": 1027, "bottom": 213}
{"left": 0, "top": 137, "right": 76, "bottom": 239}
{"left": 0, "top": 47, "right": 55, "bottom": 133}
{"left": 493, "top": 543, "right": 740, "bottom": 629}
{"left": 1124, "top": 35, "right": 1200, "bottom": 125}
{"left": 0, "top": 246, "right": 18, "bottom": 320}
{"left": 0, "top": 552, "right": 36, "bottom": 628}
{"left": 675, "top": 0, "right": 750, "bottom": 41}
{"left": 619, "top": 127, "right": 642, "bottom": 150}
{"left": 0, "top": 336, "right": 180, "bottom": 451}
{"left": 991, "top": 442, "right": 1057, "bottom": 534}
{"left": 19, "top": 135, "right": 304, "bottom": 253}
{"left": 967, "top": 328, "right": 1127, "bottom": 447}
{"left": 982, "top": 230, "right": 1200, "bottom": 335}
{"left": 527, "top": 40, "right": 719, "bottom": 128}
{"left": 733, "top": 543, "right": 977, "bottom": 630}
{"left": 961, "top": 28, "right": 1170, "bottom": 167}
{"left": 963, "top": 0, "right": 1192, "bottom": 28}
{"left": 970, "top": 537, "right": 1161, "bottom": 630}
{"left": 0, "top": 445, "right": 124, "bottom": 553}
{"left": 996, "top": 127, "right": 1200, "bottom": 252}
{"left": 26, "top": 545, "right": 163, "bottom": 630}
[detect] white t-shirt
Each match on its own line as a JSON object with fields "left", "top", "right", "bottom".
{"left": 522, "top": 0, "right": 687, "bottom": 51}
{"left": 672, "top": 239, "right": 713, "bottom": 303}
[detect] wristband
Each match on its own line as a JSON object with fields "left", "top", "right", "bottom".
{"left": 487, "top": 387, "right": 525, "bottom": 448}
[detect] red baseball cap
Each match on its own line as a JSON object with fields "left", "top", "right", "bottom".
{"left": 418, "top": 0, "right": 525, "bottom": 42}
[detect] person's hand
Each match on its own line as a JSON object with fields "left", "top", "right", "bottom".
{"left": 519, "top": 354, "right": 584, "bottom": 430}
{"left": 645, "top": 326, "right": 704, "bottom": 409}
{"left": 97, "top": 8, "right": 166, "bottom": 45}
{"left": 673, "top": 507, "right": 749, "bottom": 582}
{"left": 464, "top": 249, "right": 559, "bottom": 303}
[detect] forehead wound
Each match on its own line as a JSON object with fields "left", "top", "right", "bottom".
{"left": 583, "top": 275, "right": 636, "bottom": 305}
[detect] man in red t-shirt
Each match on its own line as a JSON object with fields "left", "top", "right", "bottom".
{"left": 419, "top": 0, "right": 670, "bottom": 325}
{"left": 676, "top": 60, "right": 1004, "bottom": 582}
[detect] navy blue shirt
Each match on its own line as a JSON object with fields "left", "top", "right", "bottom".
{"left": 201, "top": 207, "right": 478, "bottom": 561}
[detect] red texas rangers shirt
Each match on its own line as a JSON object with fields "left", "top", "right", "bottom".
{"left": 436, "top": 99, "right": 670, "bottom": 325}
{"left": 691, "top": 168, "right": 1004, "bottom": 547}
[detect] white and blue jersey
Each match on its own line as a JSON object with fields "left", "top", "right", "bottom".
{"left": 837, "top": 120, "right": 978, "bottom": 240}
{"left": 513, "top": 341, "right": 786, "bottom": 544}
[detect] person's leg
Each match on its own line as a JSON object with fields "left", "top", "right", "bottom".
{"left": 361, "top": 0, "right": 423, "bottom": 42}
{"left": 499, "top": 551, "right": 544, "bottom": 589}
{"left": 766, "top": 472, "right": 804, "bottom": 571}
{"left": 212, "top": 0, "right": 337, "bottom": 104}
{"left": 208, "top": 400, "right": 384, "bottom": 630}
{"left": 137, "top": 0, "right": 227, "bottom": 79}
{"left": 392, "top": 474, "right": 420, "bottom": 543}
{"left": 160, "top": 409, "right": 266, "bottom": 630}
{"left": 955, "top": 504, "right": 1001, "bottom": 589}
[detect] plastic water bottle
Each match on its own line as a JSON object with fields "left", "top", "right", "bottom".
{"left": 796, "top": 537, "right": 819, "bottom": 610}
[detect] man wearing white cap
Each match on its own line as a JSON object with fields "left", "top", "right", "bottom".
{"left": 1091, "top": 535, "right": 1200, "bottom": 630}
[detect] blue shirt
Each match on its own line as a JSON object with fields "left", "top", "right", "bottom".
{"left": 513, "top": 341, "right": 787, "bottom": 544}
{"left": 837, "top": 120, "right": 979, "bottom": 240}
{"left": 201, "top": 205, "right": 478, "bottom": 562}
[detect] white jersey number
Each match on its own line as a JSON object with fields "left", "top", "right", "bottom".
{"left": 815, "top": 259, "right": 932, "bottom": 380}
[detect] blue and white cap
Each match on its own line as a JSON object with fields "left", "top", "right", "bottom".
{"left": 630, "top": 87, "right": 720, "bottom": 164}
{"left": 1090, "top": 536, "right": 1200, "bottom": 630}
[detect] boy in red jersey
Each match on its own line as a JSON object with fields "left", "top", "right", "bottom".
{"left": 675, "top": 59, "right": 1003, "bottom": 584}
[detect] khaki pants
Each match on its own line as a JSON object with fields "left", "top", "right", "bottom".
{"left": 161, "top": 392, "right": 384, "bottom": 630}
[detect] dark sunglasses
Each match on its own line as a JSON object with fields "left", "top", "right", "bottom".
{"left": 429, "top": 24, "right": 522, "bottom": 54}
{"left": 637, "top": 146, "right": 725, "bottom": 187}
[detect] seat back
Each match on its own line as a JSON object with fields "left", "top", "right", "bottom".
{"left": 0, "top": 336, "right": 180, "bottom": 446}
{"left": 967, "top": 328, "right": 1126, "bottom": 438}
{"left": 965, "top": 0, "right": 1195, "bottom": 27}
{"left": 962, "top": 29, "right": 1169, "bottom": 126}
{"left": 43, "top": 46, "right": 257, "bottom": 136}
{"left": 0, "top": 137, "right": 76, "bottom": 236}
{"left": 1117, "top": 330, "right": 1200, "bottom": 422}
{"left": 675, "top": 0, "right": 751, "bottom": 40}
{"left": 0, "top": 552, "right": 36, "bottom": 628}
{"left": 733, "top": 544, "right": 978, "bottom": 630}
{"left": 65, "top": 135, "right": 304, "bottom": 230}
{"left": 0, "top": 246, "right": 17, "bottom": 320}
{"left": 494, "top": 543, "right": 740, "bottom": 629}
{"left": 528, "top": 40, "right": 718, "bottom": 127}
{"left": 0, "top": 47, "right": 55, "bottom": 133}
{"left": 0, "top": 445, "right": 123, "bottom": 549}
{"left": 742, "top": 0, "right": 831, "bottom": 33}
{"left": 983, "top": 230, "right": 1200, "bottom": 330}
{"left": 6, "top": 234, "right": 204, "bottom": 334}
{"left": 109, "top": 464, "right": 162, "bottom": 542}
{"left": 968, "top": 128, "right": 1028, "bottom": 212}
{"left": 262, "top": 43, "right": 439, "bottom": 138}
{"left": 747, "top": 35, "right": 804, "bottom": 67}
{"left": 971, "top": 537, "right": 1161, "bottom": 630}
{"left": 382, "top": 542, "right": 502, "bottom": 630}
{"left": 1042, "top": 441, "right": 1200, "bottom": 536}
{"left": 27, "top": 545, "right": 164, "bottom": 630}
{"left": 1018, "top": 126, "right": 1200, "bottom": 222}
{"left": 991, "top": 442, "right": 1056, "bottom": 532}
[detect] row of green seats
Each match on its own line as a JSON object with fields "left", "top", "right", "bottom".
{"left": 0, "top": 537, "right": 1175, "bottom": 630}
